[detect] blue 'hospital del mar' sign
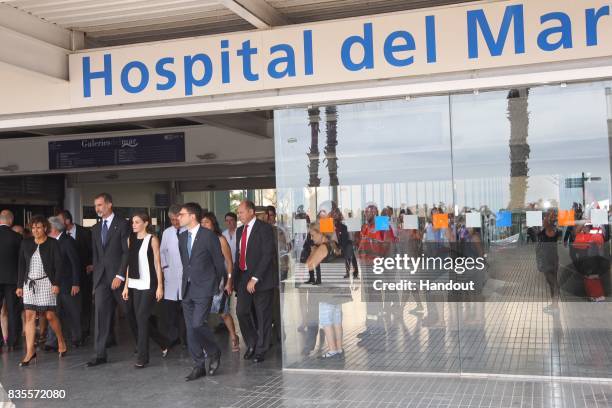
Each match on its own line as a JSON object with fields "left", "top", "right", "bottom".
{"left": 48, "top": 132, "right": 185, "bottom": 170}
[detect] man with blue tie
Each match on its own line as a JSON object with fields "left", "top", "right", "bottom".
{"left": 86, "top": 193, "right": 131, "bottom": 367}
{"left": 177, "top": 202, "right": 226, "bottom": 381}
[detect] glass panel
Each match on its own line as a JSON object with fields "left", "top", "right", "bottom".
{"left": 450, "top": 82, "right": 612, "bottom": 377}
{"left": 275, "top": 97, "right": 461, "bottom": 372}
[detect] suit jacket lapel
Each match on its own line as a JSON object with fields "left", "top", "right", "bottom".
{"left": 191, "top": 227, "right": 202, "bottom": 261}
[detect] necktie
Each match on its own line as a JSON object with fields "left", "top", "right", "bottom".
{"left": 101, "top": 220, "right": 108, "bottom": 248}
{"left": 239, "top": 224, "right": 248, "bottom": 271}
{"left": 187, "top": 231, "right": 192, "bottom": 259}
{"left": 66, "top": 231, "right": 71, "bottom": 238}
{"left": 176, "top": 228, "right": 180, "bottom": 239}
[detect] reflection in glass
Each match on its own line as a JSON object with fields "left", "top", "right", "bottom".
{"left": 275, "top": 81, "right": 612, "bottom": 378}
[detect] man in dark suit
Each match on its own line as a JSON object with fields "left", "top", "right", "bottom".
{"left": 58, "top": 210, "right": 93, "bottom": 343}
{"left": 45, "top": 216, "right": 81, "bottom": 350}
{"left": 231, "top": 200, "right": 277, "bottom": 363}
{"left": 0, "top": 210, "right": 22, "bottom": 350}
{"left": 86, "top": 193, "right": 131, "bottom": 367}
{"left": 177, "top": 202, "right": 226, "bottom": 381}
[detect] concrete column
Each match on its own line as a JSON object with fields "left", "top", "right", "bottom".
{"left": 64, "top": 186, "right": 82, "bottom": 224}
{"left": 214, "top": 191, "right": 231, "bottom": 220}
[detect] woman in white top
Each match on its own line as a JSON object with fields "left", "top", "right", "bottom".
{"left": 122, "top": 212, "right": 167, "bottom": 368}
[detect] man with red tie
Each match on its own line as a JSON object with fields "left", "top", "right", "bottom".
{"left": 231, "top": 200, "right": 277, "bottom": 363}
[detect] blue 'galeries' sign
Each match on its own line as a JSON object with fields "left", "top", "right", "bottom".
{"left": 48, "top": 132, "right": 185, "bottom": 170}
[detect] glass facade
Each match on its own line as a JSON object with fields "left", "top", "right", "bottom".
{"left": 274, "top": 81, "right": 612, "bottom": 377}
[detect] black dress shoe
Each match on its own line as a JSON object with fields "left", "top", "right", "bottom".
{"left": 185, "top": 366, "right": 206, "bottom": 381}
{"left": 86, "top": 357, "right": 107, "bottom": 367}
{"left": 253, "top": 355, "right": 265, "bottom": 363}
{"left": 243, "top": 347, "right": 255, "bottom": 360}
{"left": 208, "top": 352, "right": 221, "bottom": 376}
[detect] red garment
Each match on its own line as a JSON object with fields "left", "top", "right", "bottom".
{"left": 357, "top": 223, "right": 389, "bottom": 264}
{"left": 239, "top": 224, "right": 248, "bottom": 271}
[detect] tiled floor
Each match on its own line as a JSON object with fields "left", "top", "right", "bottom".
{"left": 2, "top": 341, "right": 611, "bottom": 408}
{"left": 283, "top": 245, "right": 612, "bottom": 378}
{"left": 226, "top": 371, "right": 612, "bottom": 408}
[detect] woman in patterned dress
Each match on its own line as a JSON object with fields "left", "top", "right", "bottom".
{"left": 16, "top": 215, "right": 67, "bottom": 366}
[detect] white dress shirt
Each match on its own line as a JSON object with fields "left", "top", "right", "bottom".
{"left": 222, "top": 228, "right": 237, "bottom": 263}
{"left": 67, "top": 224, "right": 77, "bottom": 239}
{"left": 160, "top": 226, "right": 185, "bottom": 300}
{"left": 102, "top": 213, "right": 115, "bottom": 231}
{"left": 238, "top": 217, "right": 257, "bottom": 273}
{"left": 187, "top": 225, "right": 200, "bottom": 253}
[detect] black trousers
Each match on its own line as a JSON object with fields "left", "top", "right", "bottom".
{"left": 236, "top": 275, "right": 274, "bottom": 356}
{"left": 93, "top": 283, "right": 126, "bottom": 359}
{"left": 0, "top": 284, "right": 19, "bottom": 347}
{"left": 80, "top": 270, "right": 93, "bottom": 338}
{"left": 47, "top": 289, "right": 81, "bottom": 347}
{"left": 159, "top": 299, "right": 186, "bottom": 346}
{"left": 126, "top": 288, "right": 169, "bottom": 364}
{"left": 182, "top": 290, "right": 220, "bottom": 369}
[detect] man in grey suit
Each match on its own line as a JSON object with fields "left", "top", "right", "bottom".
{"left": 86, "top": 193, "right": 131, "bottom": 367}
{"left": 177, "top": 202, "right": 226, "bottom": 381}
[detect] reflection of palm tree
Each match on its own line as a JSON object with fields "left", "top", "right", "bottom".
{"left": 507, "top": 88, "right": 530, "bottom": 210}
{"left": 325, "top": 106, "right": 339, "bottom": 202}
{"left": 307, "top": 107, "right": 321, "bottom": 187}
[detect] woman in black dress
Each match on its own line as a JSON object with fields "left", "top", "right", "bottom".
{"left": 122, "top": 212, "right": 167, "bottom": 368}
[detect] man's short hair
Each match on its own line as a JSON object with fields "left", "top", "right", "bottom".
{"left": 168, "top": 204, "right": 182, "bottom": 217}
{"left": 95, "top": 192, "right": 113, "bottom": 203}
{"left": 224, "top": 212, "right": 237, "bottom": 221}
{"left": 59, "top": 209, "right": 73, "bottom": 223}
{"left": 181, "top": 202, "right": 202, "bottom": 222}
{"left": 0, "top": 209, "right": 14, "bottom": 225}
{"left": 266, "top": 206, "right": 276, "bottom": 216}
{"left": 48, "top": 216, "right": 65, "bottom": 233}
{"left": 242, "top": 200, "right": 256, "bottom": 211}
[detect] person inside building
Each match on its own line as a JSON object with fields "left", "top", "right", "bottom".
{"left": 57, "top": 209, "right": 93, "bottom": 345}
{"left": 356, "top": 203, "right": 393, "bottom": 340}
{"left": 265, "top": 205, "right": 285, "bottom": 346}
{"left": 222, "top": 212, "right": 238, "bottom": 263}
{"left": 332, "top": 207, "right": 358, "bottom": 279}
{"left": 16, "top": 215, "right": 67, "bottom": 366}
{"left": 234, "top": 200, "right": 277, "bottom": 363}
{"left": 122, "top": 212, "right": 168, "bottom": 368}
{"left": 45, "top": 216, "right": 81, "bottom": 351}
{"left": 306, "top": 222, "right": 345, "bottom": 358}
{"left": 0, "top": 210, "right": 23, "bottom": 351}
{"left": 87, "top": 193, "right": 131, "bottom": 367}
{"left": 159, "top": 204, "right": 186, "bottom": 350}
{"left": 200, "top": 212, "right": 240, "bottom": 352}
{"left": 177, "top": 202, "right": 225, "bottom": 381}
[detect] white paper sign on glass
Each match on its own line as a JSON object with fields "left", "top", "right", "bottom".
{"left": 465, "top": 212, "right": 481, "bottom": 228}
{"left": 526, "top": 211, "right": 543, "bottom": 227}
{"left": 345, "top": 218, "right": 362, "bottom": 232}
{"left": 293, "top": 219, "right": 308, "bottom": 234}
{"left": 402, "top": 214, "right": 419, "bottom": 230}
{"left": 591, "top": 209, "right": 609, "bottom": 226}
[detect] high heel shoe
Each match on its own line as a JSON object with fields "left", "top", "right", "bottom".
{"left": 59, "top": 349, "right": 68, "bottom": 357}
{"left": 19, "top": 353, "right": 37, "bottom": 367}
